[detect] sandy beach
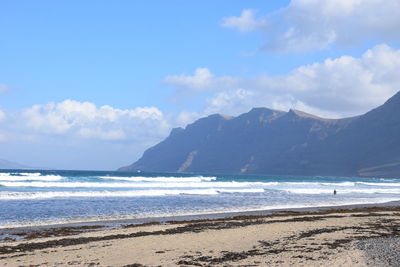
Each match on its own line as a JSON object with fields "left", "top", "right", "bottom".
{"left": 1, "top": 205, "right": 400, "bottom": 266}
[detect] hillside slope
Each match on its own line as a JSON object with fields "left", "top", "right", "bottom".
{"left": 119, "top": 91, "right": 400, "bottom": 177}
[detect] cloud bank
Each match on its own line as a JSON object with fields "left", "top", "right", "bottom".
{"left": 20, "top": 100, "right": 170, "bottom": 142}
{"left": 222, "top": 0, "right": 400, "bottom": 52}
{"left": 222, "top": 9, "right": 268, "bottom": 33}
{"left": 164, "top": 68, "right": 239, "bottom": 93}
{"left": 0, "top": 100, "right": 173, "bottom": 169}
{"left": 165, "top": 44, "right": 400, "bottom": 118}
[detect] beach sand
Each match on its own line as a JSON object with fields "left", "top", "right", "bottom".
{"left": 1, "top": 206, "right": 400, "bottom": 266}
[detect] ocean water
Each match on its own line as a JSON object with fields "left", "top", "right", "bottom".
{"left": 1, "top": 169, "right": 400, "bottom": 228}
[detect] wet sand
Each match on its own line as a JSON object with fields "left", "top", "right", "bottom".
{"left": 1, "top": 206, "right": 400, "bottom": 266}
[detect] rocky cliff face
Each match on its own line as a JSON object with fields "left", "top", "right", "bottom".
{"left": 119, "top": 91, "right": 400, "bottom": 177}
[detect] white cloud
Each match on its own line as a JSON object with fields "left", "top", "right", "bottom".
{"left": 163, "top": 68, "right": 239, "bottom": 92}
{"left": 223, "top": 0, "right": 400, "bottom": 52}
{"left": 222, "top": 9, "right": 267, "bottom": 33}
{"left": 165, "top": 44, "right": 400, "bottom": 118}
{"left": 22, "top": 100, "right": 170, "bottom": 141}
{"left": 0, "top": 101, "right": 173, "bottom": 170}
{"left": 164, "top": 68, "right": 213, "bottom": 91}
{"left": 205, "top": 89, "right": 254, "bottom": 115}
{"left": 267, "top": 44, "right": 400, "bottom": 113}
{"left": 174, "top": 111, "right": 202, "bottom": 127}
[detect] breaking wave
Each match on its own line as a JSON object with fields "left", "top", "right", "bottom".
{"left": 0, "top": 181, "right": 272, "bottom": 188}
{"left": 0, "top": 188, "right": 265, "bottom": 200}
{"left": 283, "top": 188, "right": 400, "bottom": 194}
{"left": 97, "top": 176, "right": 217, "bottom": 182}
{"left": 0, "top": 174, "right": 63, "bottom": 181}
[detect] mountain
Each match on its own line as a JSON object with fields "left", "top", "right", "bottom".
{"left": 0, "top": 158, "right": 31, "bottom": 169}
{"left": 301, "top": 91, "right": 400, "bottom": 177}
{"left": 119, "top": 91, "right": 400, "bottom": 177}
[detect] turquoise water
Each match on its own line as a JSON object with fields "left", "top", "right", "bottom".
{"left": 1, "top": 169, "right": 400, "bottom": 228}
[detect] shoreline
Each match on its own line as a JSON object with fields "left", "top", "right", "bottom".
{"left": 1, "top": 203, "right": 400, "bottom": 266}
{"left": 2, "top": 200, "right": 400, "bottom": 241}
{"left": 2, "top": 199, "right": 400, "bottom": 232}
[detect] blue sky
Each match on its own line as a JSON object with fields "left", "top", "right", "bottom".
{"left": 1, "top": 1, "right": 287, "bottom": 110}
{"left": 1, "top": 0, "right": 400, "bottom": 170}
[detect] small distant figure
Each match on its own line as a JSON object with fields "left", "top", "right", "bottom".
{"left": 333, "top": 189, "right": 337, "bottom": 195}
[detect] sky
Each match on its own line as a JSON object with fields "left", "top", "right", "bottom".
{"left": 1, "top": 0, "right": 400, "bottom": 170}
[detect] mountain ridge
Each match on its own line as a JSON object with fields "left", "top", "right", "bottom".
{"left": 119, "top": 91, "right": 400, "bottom": 177}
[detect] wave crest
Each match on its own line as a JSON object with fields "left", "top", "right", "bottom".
{"left": 0, "top": 188, "right": 265, "bottom": 200}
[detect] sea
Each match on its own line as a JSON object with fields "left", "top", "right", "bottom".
{"left": 1, "top": 169, "right": 400, "bottom": 228}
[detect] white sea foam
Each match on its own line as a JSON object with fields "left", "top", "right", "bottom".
{"left": 97, "top": 176, "right": 217, "bottom": 182}
{"left": 0, "top": 181, "right": 270, "bottom": 188}
{"left": 2, "top": 196, "right": 399, "bottom": 229}
{"left": 284, "top": 188, "right": 400, "bottom": 194}
{"left": 281, "top": 182, "right": 355, "bottom": 186}
{"left": 2, "top": 179, "right": 400, "bottom": 192}
{"left": 356, "top": 182, "right": 400, "bottom": 187}
{"left": 0, "top": 188, "right": 264, "bottom": 200}
{"left": 278, "top": 181, "right": 400, "bottom": 187}
{"left": 0, "top": 174, "right": 63, "bottom": 181}
{"left": 18, "top": 172, "right": 42, "bottom": 176}
{"left": 320, "top": 182, "right": 356, "bottom": 186}
{"left": 0, "top": 172, "right": 41, "bottom": 176}
{"left": 217, "top": 189, "right": 264, "bottom": 193}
